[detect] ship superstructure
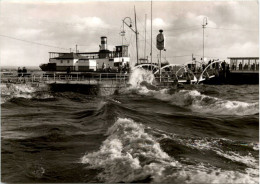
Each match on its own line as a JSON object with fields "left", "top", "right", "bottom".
{"left": 40, "top": 36, "right": 130, "bottom": 73}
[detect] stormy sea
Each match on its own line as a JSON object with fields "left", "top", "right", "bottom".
{"left": 1, "top": 68, "right": 259, "bottom": 183}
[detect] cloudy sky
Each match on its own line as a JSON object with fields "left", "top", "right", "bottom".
{"left": 0, "top": 0, "right": 258, "bottom": 67}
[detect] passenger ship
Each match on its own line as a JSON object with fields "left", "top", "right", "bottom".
{"left": 40, "top": 36, "right": 130, "bottom": 74}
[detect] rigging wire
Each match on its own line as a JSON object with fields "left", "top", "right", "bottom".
{"left": 207, "top": 26, "right": 258, "bottom": 32}
{"left": 0, "top": 34, "right": 71, "bottom": 51}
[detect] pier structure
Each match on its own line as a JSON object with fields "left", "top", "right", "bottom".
{"left": 227, "top": 57, "right": 259, "bottom": 84}
{"left": 228, "top": 57, "right": 259, "bottom": 72}
{"left": 1, "top": 72, "right": 129, "bottom": 95}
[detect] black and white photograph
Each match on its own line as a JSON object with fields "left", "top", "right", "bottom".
{"left": 0, "top": 0, "right": 259, "bottom": 183}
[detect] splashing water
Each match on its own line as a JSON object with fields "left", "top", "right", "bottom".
{"left": 1, "top": 83, "right": 52, "bottom": 103}
{"left": 81, "top": 118, "right": 259, "bottom": 183}
{"left": 128, "top": 68, "right": 155, "bottom": 88}
{"left": 121, "top": 71, "right": 259, "bottom": 116}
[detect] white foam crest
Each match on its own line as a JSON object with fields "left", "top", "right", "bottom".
{"left": 128, "top": 68, "right": 155, "bottom": 88}
{"left": 153, "top": 167, "right": 259, "bottom": 184}
{"left": 1, "top": 83, "right": 52, "bottom": 102}
{"left": 215, "top": 150, "right": 258, "bottom": 168}
{"left": 125, "top": 84, "right": 259, "bottom": 116}
{"left": 124, "top": 68, "right": 258, "bottom": 116}
{"left": 1, "top": 83, "right": 36, "bottom": 97}
{"left": 190, "top": 93, "right": 259, "bottom": 116}
{"left": 81, "top": 117, "right": 180, "bottom": 182}
{"left": 176, "top": 136, "right": 259, "bottom": 169}
{"left": 251, "top": 143, "right": 259, "bottom": 151}
{"left": 81, "top": 118, "right": 258, "bottom": 183}
{"left": 156, "top": 89, "right": 259, "bottom": 116}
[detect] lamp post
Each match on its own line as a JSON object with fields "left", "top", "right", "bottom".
{"left": 202, "top": 17, "right": 208, "bottom": 63}
{"left": 122, "top": 10, "right": 139, "bottom": 64}
{"left": 121, "top": 17, "right": 132, "bottom": 45}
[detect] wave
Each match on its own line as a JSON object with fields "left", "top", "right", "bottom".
{"left": 128, "top": 68, "right": 155, "bottom": 87}
{"left": 122, "top": 68, "right": 259, "bottom": 116}
{"left": 215, "top": 150, "right": 258, "bottom": 168}
{"left": 81, "top": 118, "right": 258, "bottom": 183}
{"left": 159, "top": 89, "right": 259, "bottom": 116}
{"left": 1, "top": 83, "right": 52, "bottom": 103}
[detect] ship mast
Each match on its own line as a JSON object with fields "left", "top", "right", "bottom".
{"left": 151, "top": 0, "right": 153, "bottom": 65}
{"left": 134, "top": 6, "right": 139, "bottom": 64}
{"left": 144, "top": 14, "right": 147, "bottom": 61}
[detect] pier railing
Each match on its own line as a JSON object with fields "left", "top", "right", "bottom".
{"left": 1, "top": 72, "right": 129, "bottom": 86}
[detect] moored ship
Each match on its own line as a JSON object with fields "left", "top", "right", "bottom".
{"left": 40, "top": 36, "right": 131, "bottom": 74}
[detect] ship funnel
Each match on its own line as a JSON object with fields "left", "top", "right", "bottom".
{"left": 100, "top": 36, "right": 107, "bottom": 50}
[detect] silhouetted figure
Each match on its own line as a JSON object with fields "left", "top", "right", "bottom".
{"left": 18, "top": 67, "right": 22, "bottom": 77}
{"left": 252, "top": 63, "right": 256, "bottom": 71}
{"left": 216, "top": 62, "right": 220, "bottom": 70}
{"left": 66, "top": 67, "right": 70, "bottom": 74}
{"left": 102, "top": 63, "right": 106, "bottom": 71}
{"left": 208, "top": 60, "right": 212, "bottom": 66}
{"left": 244, "top": 64, "right": 248, "bottom": 70}
{"left": 22, "top": 67, "right": 27, "bottom": 77}
{"left": 22, "top": 67, "right": 27, "bottom": 73}
{"left": 232, "top": 63, "right": 235, "bottom": 70}
{"left": 212, "top": 61, "right": 215, "bottom": 69}
{"left": 239, "top": 62, "right": 242, "bottom": 70}
{"left": 221, "top": 61, "right": 226, "bottom": 72}
{"left": 202, "top": 64, "right": 206, "bottom": 70}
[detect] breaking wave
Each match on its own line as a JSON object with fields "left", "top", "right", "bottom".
{"left": 1, "top": 83, "right": 52, "bottom": 103}
{"left": 128, "top": 68, "right": 155, "bottom": 87}
{"left": 155, "top": 89, "right": 258, "bottom": 116}
{"left": 81, "top": 118, "right": 258, "bottom": 183}
{"left": 123, "top": 68, "right": 259, "bottom": 116}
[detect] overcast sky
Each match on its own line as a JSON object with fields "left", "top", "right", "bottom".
{"left": 0, "top": 0, "right": 259, "bottom": 67}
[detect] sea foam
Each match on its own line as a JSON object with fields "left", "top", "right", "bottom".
{"left": 81, "top": 118, "right": 259, "bottom": 183}
{"left": 123, "top": 68, "right": 259, "bottom": 116}
{"left": 1, "top": 83, "right": 52, "bottom": 103}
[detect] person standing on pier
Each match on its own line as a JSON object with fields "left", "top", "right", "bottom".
{"left": 17, "top": 67, "right": 22, "bottom": 77}
{"left": 22, "top": 67, "right": 27, "bottom": 77}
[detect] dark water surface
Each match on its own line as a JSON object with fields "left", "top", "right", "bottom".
{"left": 1, "top": 70, "right": 259, "bottom": 183}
